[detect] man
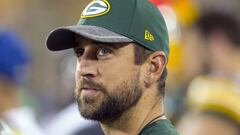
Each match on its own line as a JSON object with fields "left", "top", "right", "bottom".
{"left": 46, "top": 0, "right": 179, "bottom": 134}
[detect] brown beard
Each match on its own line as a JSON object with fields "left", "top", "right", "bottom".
{"left": 74, "top": 71, "right": 142, "bottom": 122}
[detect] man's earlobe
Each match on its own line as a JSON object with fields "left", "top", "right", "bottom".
{"left": 143, "top": 61, "right": 153, "bottom": 87}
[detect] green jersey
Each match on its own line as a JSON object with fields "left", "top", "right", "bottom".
{"left": 139, "top": 119, "right": 179, "bottom": 135}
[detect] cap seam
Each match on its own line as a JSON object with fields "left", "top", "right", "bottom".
{"left": 127, "top": 0, "right": 137, "bottom": 36}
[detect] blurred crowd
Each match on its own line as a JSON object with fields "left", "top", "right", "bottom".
{"left": 1, "top": 0, "right": 240, "bottom": 135}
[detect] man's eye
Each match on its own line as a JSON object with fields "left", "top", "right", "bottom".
{"left": 97, "top": 47, "right": 113, "bottom": 57}
{"left": 74, "top": 48, "right": 84, "bottom": 57}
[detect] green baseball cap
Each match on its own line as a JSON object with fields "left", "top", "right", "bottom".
{"left": 46, "top": 0, "right": 169, "bottom": 58}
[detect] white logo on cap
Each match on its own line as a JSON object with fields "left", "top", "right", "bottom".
{"left": 81, "top": 0, "right": 110, "bottom": 18}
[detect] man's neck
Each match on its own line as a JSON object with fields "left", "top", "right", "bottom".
{"left": 100, "top": 90, "right": 164, "bottom": 135}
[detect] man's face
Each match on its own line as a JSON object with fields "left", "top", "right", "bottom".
{"left": 74, "top": 37, "right": 143, "bottom": 122}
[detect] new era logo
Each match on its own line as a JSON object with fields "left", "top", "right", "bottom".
{"left": 145, "top": 30, "right": 154, "bottom": 41}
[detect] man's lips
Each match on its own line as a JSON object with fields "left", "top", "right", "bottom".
{"left": 80, "top": 87, "right": 99, "bottom": 91}
{"left": 80, "top": 87, "right": 100, "bottom": 95}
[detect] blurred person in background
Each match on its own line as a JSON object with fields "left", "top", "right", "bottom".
{"left": 177, "top": 76, "right": 240, "bottom": 135}
{"left": 176, "top": 11, "right": 240, "bottom": 135}
{"left": 0, "top": 29, "right": 43, "bottom": 135}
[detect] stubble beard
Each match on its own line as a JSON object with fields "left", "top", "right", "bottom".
{"left": 74, "top": 71, "right": 142, "bottom": 122}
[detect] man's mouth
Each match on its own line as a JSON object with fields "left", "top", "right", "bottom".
{"left": 80, "top": 87, "right": 100, "bottom": 96}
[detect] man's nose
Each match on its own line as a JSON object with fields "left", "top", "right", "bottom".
{"left": 76, "top": 57, "right": 98, "bottom": 79}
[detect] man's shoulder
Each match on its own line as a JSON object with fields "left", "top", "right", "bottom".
{"left": 139, "top": 119, "right": 179, "bottom": 135}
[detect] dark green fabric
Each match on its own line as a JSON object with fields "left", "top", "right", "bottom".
{"left": 139, "top": 119, "right": 179, "bottom": 135}
{"left": 79, "top": 0, "right": 169, "bottom": 58}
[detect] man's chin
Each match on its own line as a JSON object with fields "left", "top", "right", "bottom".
{"left": 80, "top": 109, "right": 97, "bottom": 120}
{"left": 78, "top": 98, "right": 103, "bottom": 120}
{"left": 79, "top": 106, "right": 105, "bottom": 121}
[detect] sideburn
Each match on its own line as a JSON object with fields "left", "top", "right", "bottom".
{"left": 134, "top": 43, "right": 153, "bottom": 65}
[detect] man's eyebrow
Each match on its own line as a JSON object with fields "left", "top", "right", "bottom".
{"left": 91, "top": 40, "right": 129, "bottom": 50}
{"left": 91, "top": 40, "right": 110, "bottom": 46}
{"left": 92, "top": 41, "right": 122, "bottom": 49}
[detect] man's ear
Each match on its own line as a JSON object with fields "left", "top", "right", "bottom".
{"left": 144, "top": 51, "right": 167, "bottom": 86}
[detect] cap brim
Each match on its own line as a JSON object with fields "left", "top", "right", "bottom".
{"left": 46, "top": 25, "right": 133, "bottom": 51}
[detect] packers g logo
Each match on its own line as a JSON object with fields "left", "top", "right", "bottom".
{"left": 81, "top": 0, "right": 110, "bottom": 18}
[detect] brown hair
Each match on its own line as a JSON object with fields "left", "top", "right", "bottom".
{"left": 134, "top": 43, "right": 167, "bottom": 96}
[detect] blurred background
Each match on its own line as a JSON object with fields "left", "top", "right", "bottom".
{"left": 0, "top": 0, "right": 240, "bottom": 135}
